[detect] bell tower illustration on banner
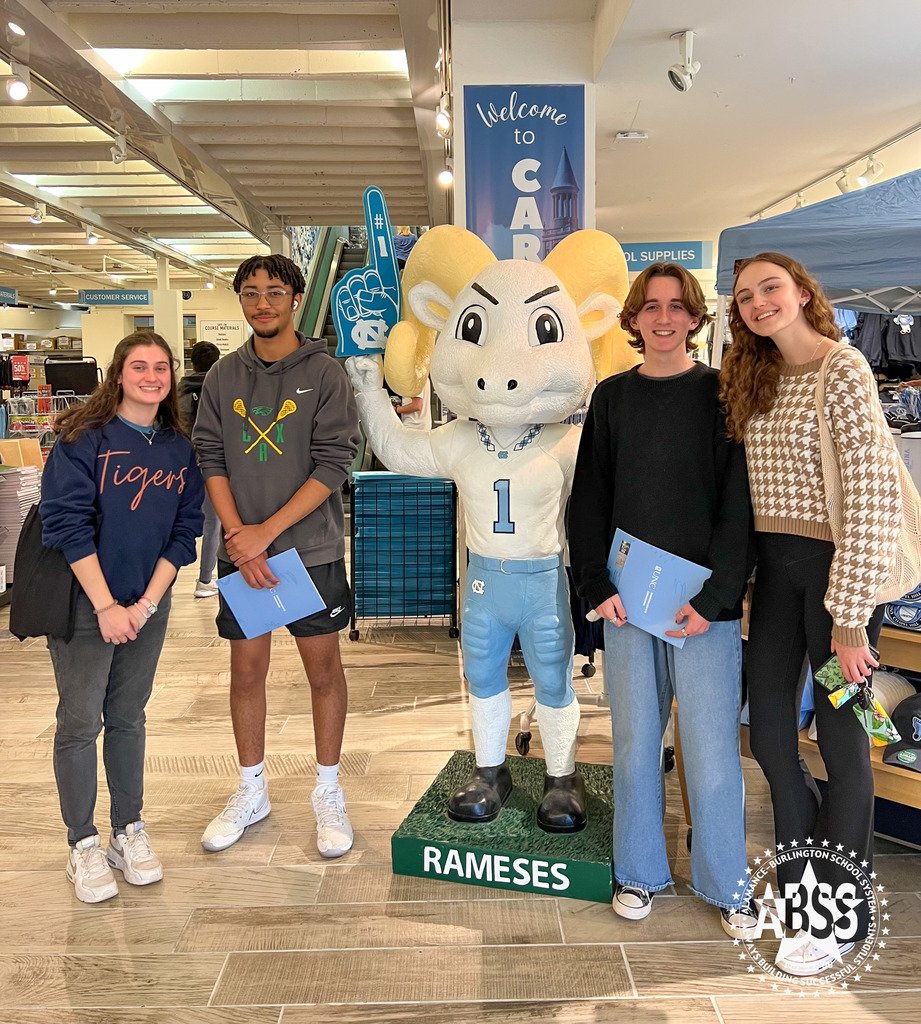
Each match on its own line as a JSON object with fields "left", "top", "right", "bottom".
{"left": 542, "top": 146, "right": 582, "bottom": 255}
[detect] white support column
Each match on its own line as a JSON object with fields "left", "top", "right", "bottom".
{"left": 152, "top": 256, "right": 184, "bottom": 371}
{"left": 267, "top": 229, "right": 291, "bottom": 257}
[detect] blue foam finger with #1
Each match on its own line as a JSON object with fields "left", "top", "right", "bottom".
{"left": 333, "top": 186, "right": 402, "bottom": 357}
{"left": 217, "top": 548, "right": 326, "bottom": 639}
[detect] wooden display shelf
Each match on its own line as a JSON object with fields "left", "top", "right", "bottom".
{"left": 879, "top": 624, "right": 921, "bottom": 673}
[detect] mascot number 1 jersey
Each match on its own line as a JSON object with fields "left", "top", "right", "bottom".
{"left": 430, "top": 420, "right": 578, "bottom": 560}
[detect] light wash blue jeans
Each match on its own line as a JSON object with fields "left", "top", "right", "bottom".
{"left": 603, "top": 618, "right": 748, "bottom": 910}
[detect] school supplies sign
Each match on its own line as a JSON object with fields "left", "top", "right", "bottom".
{"left": 464, "top": 85, "right": 585, "bottom": 261}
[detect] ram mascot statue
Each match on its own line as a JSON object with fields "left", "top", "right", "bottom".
{"left": 347, "top": 226, "right": 637, "bottom": 833}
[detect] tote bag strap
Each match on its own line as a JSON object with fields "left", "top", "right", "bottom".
{"left": 813, "top": 346, "right": 847, "bottom": 542}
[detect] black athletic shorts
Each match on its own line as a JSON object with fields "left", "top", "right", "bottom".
{"left": 215, "top": 557, "right": 351, "bottom": 640}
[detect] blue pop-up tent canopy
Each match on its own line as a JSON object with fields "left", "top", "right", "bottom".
{"left": 716, "top": 169, "right": 921, "bottom": 314}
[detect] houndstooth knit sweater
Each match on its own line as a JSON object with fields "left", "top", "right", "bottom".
{"left": 745, "top": 343, "right": 901, "bottom": 647}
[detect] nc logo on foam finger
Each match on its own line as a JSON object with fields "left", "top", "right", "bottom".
{"left": 333, "top": 186, "right": 401, "bottom": 357}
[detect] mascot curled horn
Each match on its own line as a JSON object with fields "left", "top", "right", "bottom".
{"left": 347, "top": 226, "right": 638, "bottom": 832}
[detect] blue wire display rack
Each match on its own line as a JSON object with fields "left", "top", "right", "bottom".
{"left": 349, "top": 471, "right": 459, "bottom": 640}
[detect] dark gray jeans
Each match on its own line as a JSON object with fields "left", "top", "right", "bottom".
{"left": 48, "top": 589, "right": 171, "bottom": 845}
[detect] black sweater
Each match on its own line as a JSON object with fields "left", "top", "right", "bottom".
{"left": 569, "top": 363, "right": 754, "bottom": 621}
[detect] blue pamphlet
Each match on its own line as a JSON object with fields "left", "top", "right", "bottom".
{"left": 608, "top": 529, "right": 712, "bottom": 649}
{"left": 216, "top": 548, "right": 326, "bottom": 640}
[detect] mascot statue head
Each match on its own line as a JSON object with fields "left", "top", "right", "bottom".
{"left": 382, "top": 226, "right": 638, "bottom": 425}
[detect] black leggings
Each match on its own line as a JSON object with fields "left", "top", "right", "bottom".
{"left": 746, "top": 533, "right": 883, "bottom": 940}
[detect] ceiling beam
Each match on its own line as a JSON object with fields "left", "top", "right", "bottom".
{"left": 129, "top": 78, "right": 411, "bottom": 104}
{"left": 60, "top": 13, "right": 403, "bottom": 50}
{"left": 186, "top": 126, "right": 419, "bottom": 146}
{"left": 48, "top": 2, "right": 398, "bottom": 12}
{"left": 94, "top": 49, "right": 407, "bottom": 78}
{"left": 157, "top": 102, "right": 416, "bottom": 128}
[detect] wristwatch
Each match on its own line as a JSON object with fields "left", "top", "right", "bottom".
{"left": 139, "top": 596, "right": 158, "bottom": 618}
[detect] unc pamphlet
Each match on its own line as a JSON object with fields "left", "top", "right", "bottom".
{"left": 608, "top": 529, "right": 712, "bottom": 649}
{"left": 216, "top": 548, "right": 325, "bottom": 639}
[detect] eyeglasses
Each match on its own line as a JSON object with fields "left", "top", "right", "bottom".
{"left": 238, "top": 288, "right": 293, "bottom": 305}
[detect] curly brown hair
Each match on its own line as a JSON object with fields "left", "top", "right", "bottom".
{"left": 55, "top": 331, "right": 184, "bottom": 443}
{"left": 719, "top": 252, "right": 840, "bottom": 441}
{"left": 619, "top": 262, "right": 713, "bottom": 352}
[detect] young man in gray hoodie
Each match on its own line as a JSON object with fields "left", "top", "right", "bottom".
{"left": 193, "top": 254, "right": 360, "bottom": 857}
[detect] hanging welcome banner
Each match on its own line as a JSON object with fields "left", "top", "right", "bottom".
{"left": 464, "top": 84, "right": 585, "bottom": 261}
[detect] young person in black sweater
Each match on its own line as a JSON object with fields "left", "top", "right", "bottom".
{"left": 570, "top": 263, "right": 755, "bottom": 936}
{"left": 41, "top": 331, "right": 204, "bottom": 903}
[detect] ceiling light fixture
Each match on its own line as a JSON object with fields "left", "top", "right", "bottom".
{"left": 28, "top": 305, "right": 35, "bottom": 315}
{"left": 836, "top": 169, "right": 854, "bottom": 194}
{"left": 7, "top": 21, "right": 26, "bottom": 37}
{"left": 5, "top": 61, "right": 31, "bottom": 101}
{"left": 435, "top": 94, "right": 452, "bottom": 139}
{"left": 110, "top": 133, "right": 127, "bottom": 164}
{"left": 205, "top": 277, "right": 215, "bottom": 290}
{"left": 437, "top": 161, "right": 454, "bottom": 188}
{"left": 48, "top": 285, "right": 58, "bottom": 296}
{"left": 29, "top": 202, "right": 46, "bottom": 225}
{"left": 86, "top": 226, "right": 99, "bottom": 244}
{"left": 668, "top": 30, "right": 701, "bottom": 93}
{"left": 857, "top": 154, "right": 884, "bottom": 187}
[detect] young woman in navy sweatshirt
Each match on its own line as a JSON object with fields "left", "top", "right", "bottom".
{"left": 40, "top": 330, "right": 204, "bottom": 903}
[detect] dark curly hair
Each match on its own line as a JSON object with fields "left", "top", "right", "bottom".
{"left": 719, "top": 252, "right": 840, "bottom": 442}
{"left": 55, "top": 331, "right": 183, "bottom": 443}
{"left": 233, "top": 253, "right": 306, "bottom": 296}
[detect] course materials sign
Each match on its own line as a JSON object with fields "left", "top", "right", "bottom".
{"left": 621, "top": 242, "right": 713, "bottom": 271}
{"left": 0, "top": 286, "right": 17, "bottom": 305}
{"left": 199, "top": 319, "right": 247, "bottom": 355}
{"left": 78, "top": 289, "right": 151, "bottom": 305}
{"left": 464, "top": 84, "right": 585, "bottom": 261}
{"left": 332, "top": 186, "right": 401, "bottom": 357}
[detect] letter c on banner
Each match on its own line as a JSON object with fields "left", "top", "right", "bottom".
{"left": 512, "top": 158, "right": 541, "bottom": 193}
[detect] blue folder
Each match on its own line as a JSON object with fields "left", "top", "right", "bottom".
{"left": 608, "top": 529, "right": 712, "bottom": 649}
{"left": 216, "top": 548, "right": 326, "bottom": 639}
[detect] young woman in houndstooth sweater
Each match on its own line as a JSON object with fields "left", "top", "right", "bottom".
{"left": 721, "top": 252, "right": 901, "bottom": 977}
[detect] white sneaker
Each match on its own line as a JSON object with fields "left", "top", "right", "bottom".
{"left": 612, "top": 884, "right": 653, "bottom": 920}
{"left": 201, "top": 780, "right": 271, "bottom": 852}
{"left": 67, "top": 835, "right": 119, "bottom": 904}
{"left": 194, "top": 581, "right": 219, "bottom": 598}
{"left": 106, "top": 821, "right": 163, "bottom": 885}
{"left": 775, "top": 933, "right": 855, "bottom": 977}
{"left": 312, "top": 783, "right": 354, "bottom": 858}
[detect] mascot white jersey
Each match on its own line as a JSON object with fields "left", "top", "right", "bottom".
{"left": 347, "top": 226, "right": 637, "bottom": 833}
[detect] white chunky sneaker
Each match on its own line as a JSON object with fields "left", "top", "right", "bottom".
{"left": 194, "top": 581, "right": 219, "bottom": 598}
{"left": 67, "top": 835, "right": 119, "bottom": 904}
{"left": 106, "top": 821, "right": 163, "bottom": 885}
{"left": 201, "top": 780, "right": 271, "bottom": 852}
{"left": 312, "top": 783, "right": 354, "bottom": 858}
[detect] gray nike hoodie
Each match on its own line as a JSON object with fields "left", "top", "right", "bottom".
{"left": 193, "top": 333, "right": 359, "bottom": 566}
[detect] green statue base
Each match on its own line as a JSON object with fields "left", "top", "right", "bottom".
{"left": 391, "top": 750, "right": 614, "bottom": 903}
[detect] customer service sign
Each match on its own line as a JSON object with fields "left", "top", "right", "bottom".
{"left": 464, "top": 85, "right": 585, "bottom": 261}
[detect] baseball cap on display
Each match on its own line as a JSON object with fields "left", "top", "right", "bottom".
{"left": 883, "top": 691, "right": 921, "bottom": 772}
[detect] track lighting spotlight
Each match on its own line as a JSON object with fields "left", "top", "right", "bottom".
{"left": 668, "top": 30, "right": 701, "bottom": 92}
{"left": 85, "top": 226, "right": 99, "bottom": 244}
{"left": 857, "top": 154, "right": 884, "bottom": 187}
{"left": 29, "top": 202, "right": 46, "bottom": 225}
{"left": 437, "top": 161, "right": 454, "bottom": 188}
{"left": 435, "top": 95, "right": 452, "bottom": 139}
{"left": 5, "top": 61, "right": 31, "bottom": 101}
{"left": 48, "top": 285, "right": 57, "bottom": 296}
{"left": 205, "top": 278, "right": 215, "bottom": 290}
{"left": 110, "top": 133, "right": 127, "bottom": 164}
{"left": 836, "top": 169, "right": 854, "bottom": 194}
{"left": 7, "top": 22, "right": 26, "bottom": 37}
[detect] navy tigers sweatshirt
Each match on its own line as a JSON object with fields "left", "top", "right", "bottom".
{"left": 40, "top": 417, "right": 205, "bottom": 604}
